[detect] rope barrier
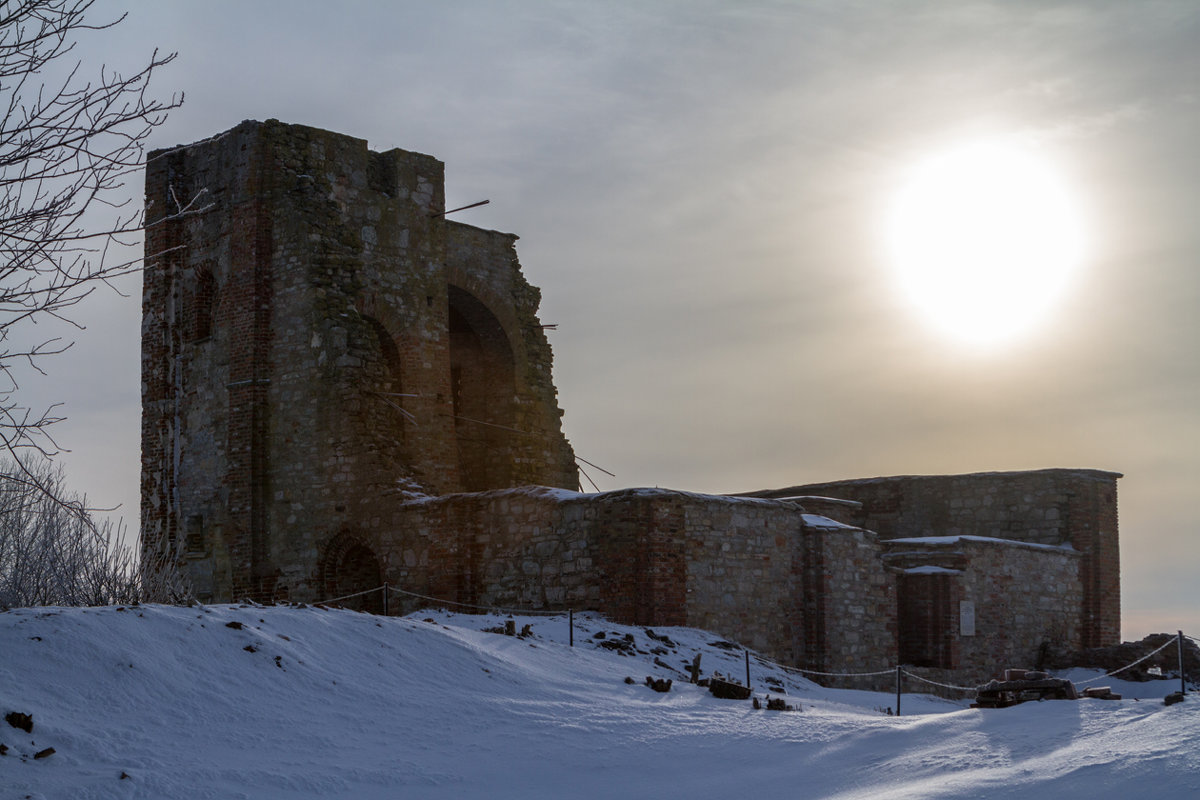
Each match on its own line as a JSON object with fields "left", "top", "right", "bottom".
{"left": 317, "top": 586, "right": 387, "bottom": 605}
{"left": 749, "top": 651, "right": 895, "bottom": 679}
{"left": 900, "top": 670, "right": 977, "bottom": 692}
{"left": 310, "top": 584, "right": 1190, "bottom": 696}
{"left": 1072, "top": 637, "right": 1179, "bottom": 685}
{"left": 786, "top": 666, "right": 898, "bottom": 679}
{"left": 314, "top": 583, "right": 562, "bottom": 617}
{"left": 385, "top": 585, "right": 562, "bottom": 617}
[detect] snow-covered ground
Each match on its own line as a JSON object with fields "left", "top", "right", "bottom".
{"left": 2, "top": 604, "right": 1197, "bottom": 799}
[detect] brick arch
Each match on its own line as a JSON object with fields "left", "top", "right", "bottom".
{"left": 447, "top": 284, "right": 516, "bottom": 491}
{"left": 319, "top": 532, "right": 383, "bottom": 613}
{"left": 362, "top": 315, "right": 403, "bottom": 382}
{"left": 442, "top": 266, "right": 522, "bottom": 360}
{"left": 354, "top": 293, "right": 410, "bottom": 353}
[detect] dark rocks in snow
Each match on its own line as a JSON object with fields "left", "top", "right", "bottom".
{"left": 644, "top": 676, "right": 672, "bottom": 693}
{"left": 482, "top": 621, "right": 535, "bottom": 638}
{"left": 709, "top": 677, "right": 752, "bottom": 700}
{"left": 33, "top": 747, "right": 55, "bottom": 759}
{"left": 765, "top": 697, "right": 795, "bottom": 711}
{"left": 225, "top": 621, "right": 244, "bottom": 630}
{"left": 644, "top": 628, "right": 677, "bottom": 648}
{"left": 597, "top": 637, "right": 635, "bottom": 655}
{"left": 624, "top": 676, "right": 636, "bottom": 685}
{"left": 5, "top": 711, "right": 32, "bottom": 733}
{"left": 653, "top": 657, "right": 678, "bottom": 673}
{"left": 243, "top": 645, "right": 257, "bottom": 653}
{"left": 1165, "top": 691, "right": 1186, "bottom": 706}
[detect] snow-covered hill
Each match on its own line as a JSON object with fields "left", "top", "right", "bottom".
{"left": 2, "top": 604, "right": 1197, "bottom": 799}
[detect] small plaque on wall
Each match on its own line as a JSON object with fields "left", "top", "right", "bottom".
{"left": 960, "top": 600, "right": 976, "bottom": 637}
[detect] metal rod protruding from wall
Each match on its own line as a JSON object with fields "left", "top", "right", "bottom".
{"left": 431, "top": 199, "right": 490, "bottom": 217}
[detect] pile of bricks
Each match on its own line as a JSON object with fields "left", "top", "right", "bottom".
{"left": 973, "top": 668, "right": 1078, "bottom": 708}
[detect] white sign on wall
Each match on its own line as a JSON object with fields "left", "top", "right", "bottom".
{"left": 960, "top": 600, "right": 976, "bottom": 637}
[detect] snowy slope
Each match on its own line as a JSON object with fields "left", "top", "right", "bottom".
{"left": 2, "top": 604, "right": 1197, "bottom": 799}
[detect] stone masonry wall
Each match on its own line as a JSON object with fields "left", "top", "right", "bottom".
{"left": 749, "top": 470, "right": 1120, "bottom": 648}
{"left": 813, "top": 522, "right": 897, "bottom": 674}
{"left": 677, "top": 496, "right": 801, "bottom": 662}
{"left": 956, "top": 539, "right": 1081, "bottom": 680}
{"left": 354, "top": 487, "right": 890, "bottom": 672}
{"left": 887, "top": 537, "right": 1082, "bottom": 687}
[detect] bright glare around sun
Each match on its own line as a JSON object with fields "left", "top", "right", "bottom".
{"left": 885, "top": 140, "right": 1085, "bottom": 347}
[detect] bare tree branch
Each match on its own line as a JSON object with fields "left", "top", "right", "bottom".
{"left": 0, "top": 0, "right": 208, "bottom": 460}
{"left": 0, "top": 455, "right": 190, "bottom": 607}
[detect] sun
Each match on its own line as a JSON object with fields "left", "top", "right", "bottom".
{"left": 884, "top": 140, "right": 1085, "bottom": 347}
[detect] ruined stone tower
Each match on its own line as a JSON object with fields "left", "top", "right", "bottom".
{"left": 141, "top": 120, "right": 1119, "bottom": 683}
{"left": 142, "top": 120, "right": 577, "bottom": 603}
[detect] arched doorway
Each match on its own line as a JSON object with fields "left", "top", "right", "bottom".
{"left": 320, "top": 534, "right": 384, "bottom": 614}
{"left": 447, "top": 285, "right": 516, "bottom": 491}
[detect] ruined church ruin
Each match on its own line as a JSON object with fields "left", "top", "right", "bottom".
{"left": 142, "top": 120, "right": 1120, "bottom": 683}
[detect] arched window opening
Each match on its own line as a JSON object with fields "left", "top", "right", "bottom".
{"left": 360, "top": 314, "right": 408, "bottom": 456}
{"left": 448, "top": 286, "right": 515, "bottom": 491}
{"left": 184, "top": 264, "right": 216, "bottom": 343}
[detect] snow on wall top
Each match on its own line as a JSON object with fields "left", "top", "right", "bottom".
{"left": 902, "top": 565, "right": 964, "bottom": 575}
{"left": 395, "top": 484, "right": 868, "bottom": 533}
{"left": 884, "top": 535, "right": 1078, "bottom": 553}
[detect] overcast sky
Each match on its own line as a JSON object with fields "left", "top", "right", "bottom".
{"left": 26, "top": 1, "right": 1198, "bottom": 638}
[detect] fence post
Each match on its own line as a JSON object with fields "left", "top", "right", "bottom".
{"left": 569, "top": 609, "right": 574, "bottom": 647}
{"left": 1179, "top": 630, "right": 1187, "bottom": 695}
{"left": 895, "top": 665, "right": 903, "bottom": 717}
{"left": 745, "top": 649, "right": 751, "bottom": 691}
{"left": 382, "top": 584, "right": 389, "bottom": 617}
